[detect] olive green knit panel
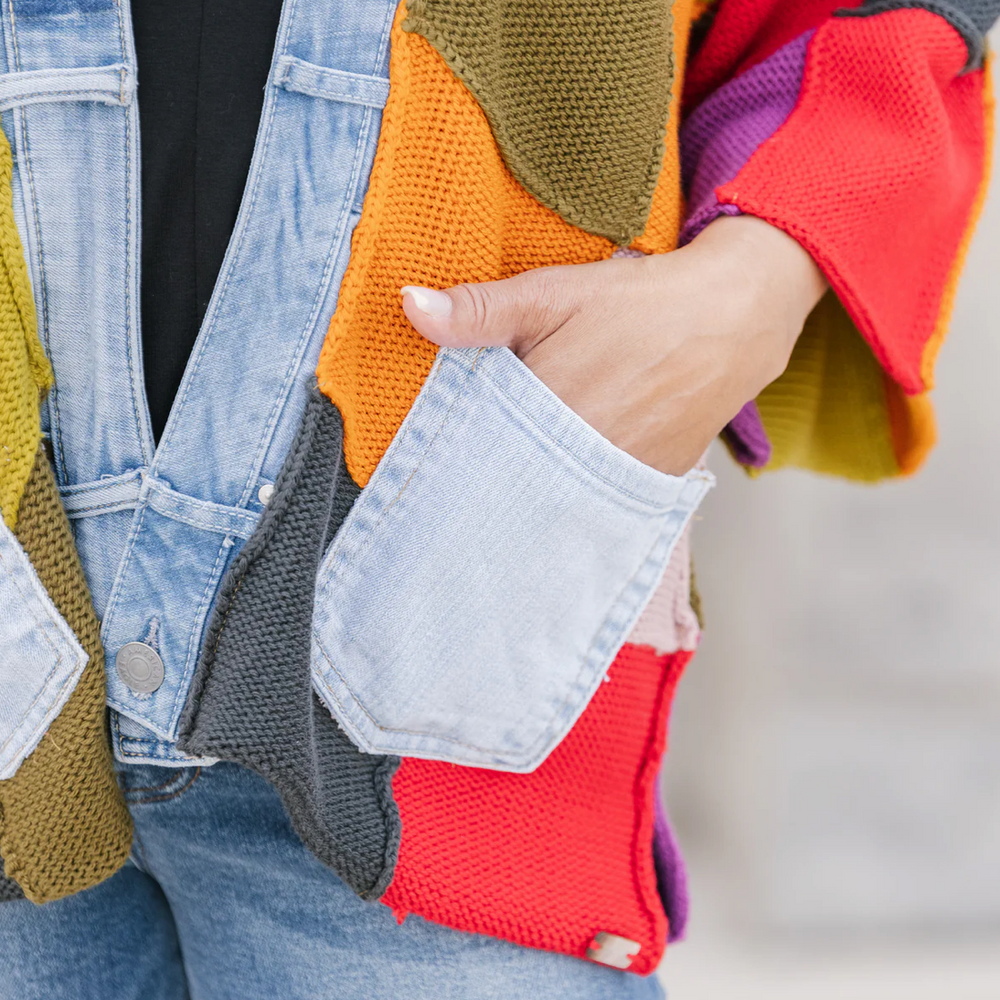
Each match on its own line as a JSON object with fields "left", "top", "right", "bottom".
{"left": 0, "top": 128, "right": 50, "bottom": 530}
{"left": 0, "top": 446, "right": 131, "bottom": 904}
{"left": 403, "top": 0, "right": 675, "bottom": 245}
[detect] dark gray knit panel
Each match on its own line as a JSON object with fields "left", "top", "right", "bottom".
{"left": 178, "top": 387, "right": 401, "bottom": 901}
{"left": 837, "top": 1, "right": 1000, "bottom": 68}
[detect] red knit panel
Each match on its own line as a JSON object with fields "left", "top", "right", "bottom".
{"left": 382, "top": 645, "right": 693, "bottom": 976}
{"left": 684, "top": 0, "right": 862, "bottom": 112}
{"left": 717, "top": 9, "right": 987, "bottom": 393}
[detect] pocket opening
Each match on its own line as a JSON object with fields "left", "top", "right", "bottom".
{"left": 310, "top": 348, "right": 713, "bottom": 772}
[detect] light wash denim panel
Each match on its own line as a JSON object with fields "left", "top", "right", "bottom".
{"left": 312, "top": 347, "right": 714, "bottom": 772}
{"left": 0, "top": 0, "right": 394, "bottom": 765}
{"left": 0, "top": 517, "right": 88, "bottom": 779}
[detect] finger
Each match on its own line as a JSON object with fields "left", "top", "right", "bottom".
{"left": 401, "top": 266, "right": 583, "bottom": 354}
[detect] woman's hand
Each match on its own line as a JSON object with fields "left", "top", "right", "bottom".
{"left": 401, "top": 215, "right": 828, "bottom": 476}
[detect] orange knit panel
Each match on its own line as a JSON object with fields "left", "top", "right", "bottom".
{"left": 633, "top": 0, "right": 697, "bottom": 255}
{"left": 884, "top": 375, "right": 937, "bottom": 477}
{"left": 316, "top": 2, "right": 619, "bottom": 486}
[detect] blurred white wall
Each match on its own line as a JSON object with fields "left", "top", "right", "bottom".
{"left": 659, "top": 27, "right": 1000, "bottom": 1000}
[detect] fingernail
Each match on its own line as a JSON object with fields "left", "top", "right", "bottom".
{"left": 401, "top": 285, "right": 453, "bottom": 318}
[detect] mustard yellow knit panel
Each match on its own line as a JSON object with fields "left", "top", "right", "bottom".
{"left": 0, "top": 446, "right": 132, "bottom": 904}
{"left": 755, "top": 291, "right": 900, "bottom": 482}
{"left": 0, "top": 128, "right": 50, "bottom": 529}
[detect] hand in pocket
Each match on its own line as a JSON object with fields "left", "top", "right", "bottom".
{"left": 401, "top": 215, "right": 827, "bottom": 476}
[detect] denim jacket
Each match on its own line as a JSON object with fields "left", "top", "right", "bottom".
{"left": 0, "top": 0, "right": 995, "bottom": 975}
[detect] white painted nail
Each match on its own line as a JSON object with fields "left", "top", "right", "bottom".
{"left": 401, "top": 285, "right": 453, "bottom": 318}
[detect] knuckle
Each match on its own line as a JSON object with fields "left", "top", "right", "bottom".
{"left": 453, "top": 283, "right": 489, "bottom": 332}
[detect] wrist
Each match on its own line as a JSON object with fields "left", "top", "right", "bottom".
{"left": 699, "top": 214, "right": 828, "bottom": 318}
{"left": 687, "top": 214, "right": 828, "bottom": 371}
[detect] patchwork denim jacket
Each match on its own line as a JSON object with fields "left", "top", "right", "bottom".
{"left": 0, "top": 0, "right": 995, "bottom": 975}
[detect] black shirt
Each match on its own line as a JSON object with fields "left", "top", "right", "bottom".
{"left": 132, "top": 0, "right": 284, "bottom": 441}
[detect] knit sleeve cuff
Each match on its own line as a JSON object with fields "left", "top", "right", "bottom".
{"left": 681, "top": 9, "right": 993, "bottom": 480}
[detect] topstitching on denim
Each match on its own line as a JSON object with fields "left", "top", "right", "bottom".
{"left": 0, "top": 0, "right": 396, "bottom": 759}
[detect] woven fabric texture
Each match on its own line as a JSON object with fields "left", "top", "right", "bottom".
{"left": 0, "top": 447, "right": 131, "bottom": 903}
{"left": 179, "top": 389, "right": 401, "bottom": 901}
{"left": 402, "top": 0, "right": 676, "bottom": 245}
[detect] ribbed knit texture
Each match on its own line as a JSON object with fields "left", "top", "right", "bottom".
{"left": 0, "top": 447, "right": 131, "bottom": 903}
{"left": 402, "top": 0, "right": 675, "bottom": 245}
{"left": 754, "top": 292, "right": 899, "bottom": 480}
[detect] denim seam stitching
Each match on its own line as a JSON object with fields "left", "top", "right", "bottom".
{"left": 152, "top": 0, "right": 298, "bottom": 465}
{"left": 233, "top": 122, "right": 357, "bottom": 508}
{"left": 111, "top": 712, "right": 161, "bottom": 760}
{"left": 63, "top": 498, "right": 139, "bottom": 516}
{"left": 314, "top": 355, "right": 461, "bottom": 598}
{"left": 59, "top": 469, "right": 142, "bottom": 496}
{"left": 0, "top": 87, "right": 124, "bottom": 105}
{"left": 115, "top": 0, "right": 148, "bottom": 460}
{"left": 275, "top": 56, "right": 390, "bottom": 107}
{"left": 99, "top": 496, "right": 150, "bottom": 675}
{"left": 127, "top": 767, "right": 201, "bottom": 804}
{"left": 10, "top": 47, "right": 70, "bottom": 481}
{"left": 144, "top": 498, "right": 257, "bottom": 539}
{"left": 165, "top": 537, "right": 232, "bottom": 734}
{"left": 231, "top": 0, "right": 389, "bottom": 509}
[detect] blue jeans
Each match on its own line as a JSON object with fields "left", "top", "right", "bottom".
{"left": 0, "top": 762, "right": 665, "bottom": 999}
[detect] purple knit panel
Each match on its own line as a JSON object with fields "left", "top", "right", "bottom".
{"left": 678, "top": 30, "right": 813, "bottom": 246}
{"left": 654, "top": 791, "right": 691, "bottom": 942}
{"left": 723, "top": 399, "right": 772, "bottom": 467}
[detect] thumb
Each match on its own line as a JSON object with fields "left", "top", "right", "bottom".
{"left": 401, "top": 268, "right": 577, "bottom": 353}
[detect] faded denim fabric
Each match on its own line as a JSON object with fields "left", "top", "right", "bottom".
{"left": 0, "top": 761, "right": 665, "bottom": 999}
{"left": 0, "top": 0, "right": 394, "bottom": 764}
{"left": 0, "top": 516, "right": 87, "bottom": 779}
{"left": 312, "top": 347, "right": 713, "bottom": 771}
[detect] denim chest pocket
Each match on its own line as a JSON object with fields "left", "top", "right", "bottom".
{"left": 0, "top": 517, "right": 88, "bottom": 780}
{"left": 311, "top": 347, "right": 713, "bottom": 773}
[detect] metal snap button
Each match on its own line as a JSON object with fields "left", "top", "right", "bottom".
{"left": 115, "top": 642, "right": 165, "bottom": 694}
{"left": 586, "top": 932, "right": 641, "bottom": 970}
{"left": 258, "top": 483, "right": 275, "bottom": 505}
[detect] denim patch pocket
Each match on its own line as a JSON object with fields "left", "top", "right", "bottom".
{"left": 311, "top": 347, "right": 713, "bottom": 772}
{"left": 0, "top": 517, "right": 88, "bottom": 780}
